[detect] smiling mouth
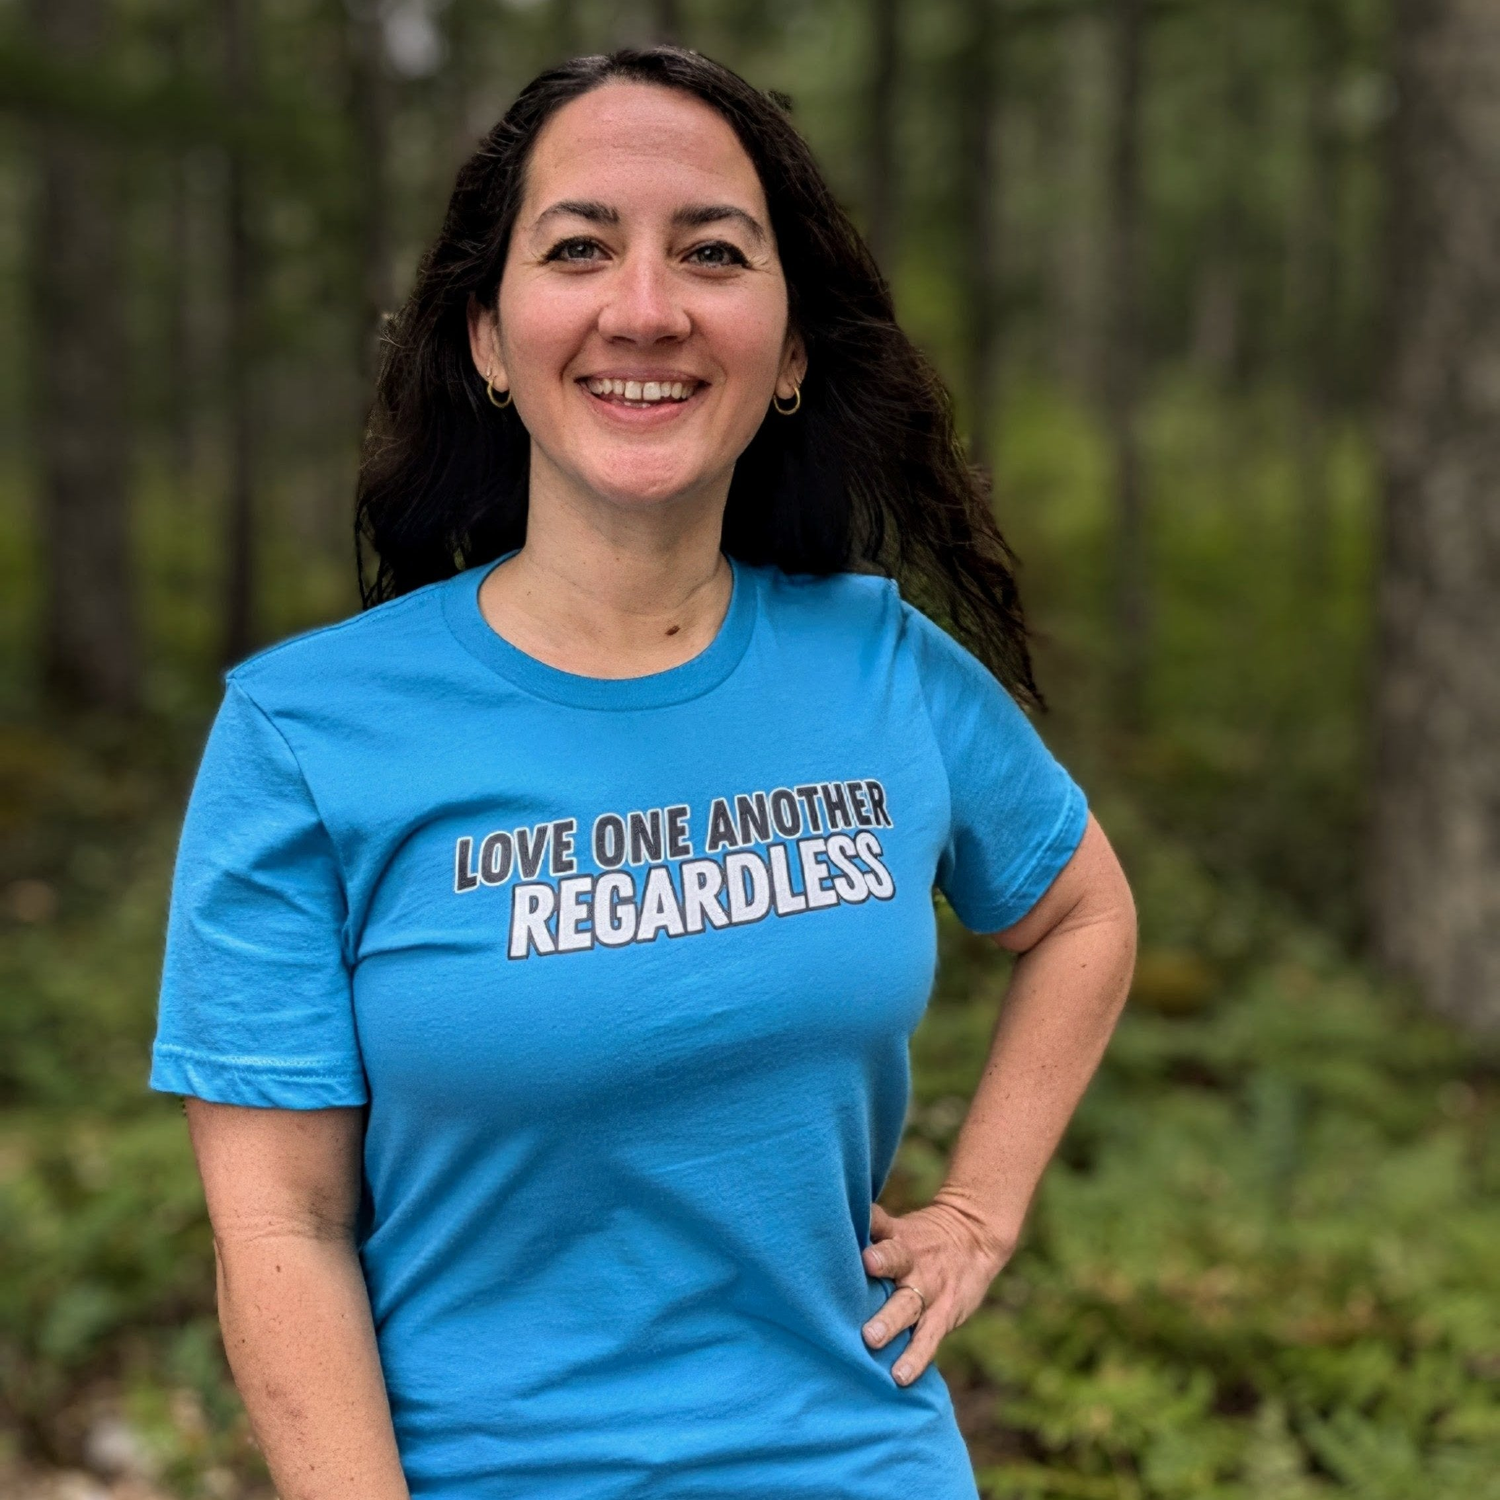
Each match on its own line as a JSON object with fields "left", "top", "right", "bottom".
{"left": 579, "top": 376, "right": 704, "bottom": 408}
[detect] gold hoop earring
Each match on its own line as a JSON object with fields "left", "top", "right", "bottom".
{"left": 772, "top": 384, "right": 802, "bottom": 416}
{"left": 485, "top": 376, "right": 512, "bottom": 410}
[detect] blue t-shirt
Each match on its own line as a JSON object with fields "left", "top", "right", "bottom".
{"left": 150, "top": 555, "right": 1087, "bottom": 1499}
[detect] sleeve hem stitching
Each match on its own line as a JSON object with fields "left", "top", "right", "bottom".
{"left": 153, "top": 1041, "right": 364, "bottom": 1083}
{"left": 959, "top": 783, "right": 1088, "bottom": 933}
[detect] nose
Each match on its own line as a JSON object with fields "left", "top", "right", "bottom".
{"left": 596, "top": 248, "right": 692, "bottom": 345}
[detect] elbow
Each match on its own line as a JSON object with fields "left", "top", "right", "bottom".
{"left": 209, "top": 1212, "right": 363, "bottom": 1347}
{"left": 1118, "top": 865, "right": 1139, "bottom": 958}
{"left": 209, "top": 1206, "right": 359, "bottom": 1254}
{"left": 1109, "top": 876, "right": 1139, "bottom": 1022}
{"left": 208, "top": 1208, "right": 361, "bottom": 1315}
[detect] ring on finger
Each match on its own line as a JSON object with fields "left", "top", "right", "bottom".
{"left": 897, "top": 1281, "right": 928, "bottom": 1317}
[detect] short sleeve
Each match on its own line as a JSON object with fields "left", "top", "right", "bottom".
{"left": 902, "top": 601, "right": 1089, "bottom": 934}
{"left": 149, "top": 679, "right": 368, "bottom": 1108}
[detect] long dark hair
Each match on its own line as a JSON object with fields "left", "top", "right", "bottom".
{"left": 355, "top": 45, "right": 1043, "bottom": 707}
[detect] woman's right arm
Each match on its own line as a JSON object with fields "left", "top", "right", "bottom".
{"left": 185, "top": 1098, "right": 410, "bottom": 1500}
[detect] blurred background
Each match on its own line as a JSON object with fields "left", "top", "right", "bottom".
{"left": 2, "top": 0, "right": 1498, "bottom": 1495}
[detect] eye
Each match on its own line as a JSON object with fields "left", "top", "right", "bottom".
{"left": 687, "top": 240, "right": 750, "bottom": 268}
{"left": 544, "top": 237, "right": 604, "bottom": 263}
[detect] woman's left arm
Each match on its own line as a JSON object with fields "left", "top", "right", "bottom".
{"left": 861, "top": 811, "right": 1137, "bottom": 1384}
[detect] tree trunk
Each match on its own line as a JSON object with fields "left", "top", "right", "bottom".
{"left": 167, "top": 143, "right": 197, "bottom": 498}
{"left": 1291, "top": 0, "right": 1344, "bottom": 590}
{"left": 29, "top": 0, "right": 139, "bottom": 713}
{"left": 1196, "top": 0, "right": 1259, "bottom": 532}
{"left": 347, "top": 0, "right": 394, "bottom": 388}
{"left": 1372, "top": 0, "right": 1500, "bottom": 1033}
{"left": 222, "top": 0, "right": 258, "bottom": 667}
{"left": 440, "top": 0, "right": 488, "bottom": 179}
{"left": 1104, "top": 0, "right": 1148, "bottom": 731}
{"left": 157, "top": 10, "right": 197, "bottom": 499}
{"left": 864, "top": 0, "right": 899, "bottom": 281}
{"left": 1050, "top": 10, "right": 1108, "bottom": 404}
{"left": 1190, "top": 0, "right": 1249, "bottom": 388}
{"left": 954, "top": 0, "right": 1002, "bottom": 473}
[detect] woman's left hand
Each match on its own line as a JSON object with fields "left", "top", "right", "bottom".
{"left": 860, "top": 1196, "right": 1014, "bottom": 1385}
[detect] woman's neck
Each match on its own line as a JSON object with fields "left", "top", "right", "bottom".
{"left": 476, "top": 467, "right": 734, "bottom": 680}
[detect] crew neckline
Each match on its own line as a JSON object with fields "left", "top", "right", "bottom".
{"left": 441, "top": 549, "right": 758, "bottom": 710}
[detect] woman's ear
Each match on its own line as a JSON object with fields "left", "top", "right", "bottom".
{"left": 776, "top": 327, "right": 808, "bottom": 399}
{"left": 466, "top": 293, "right": 508, "bottom": 389}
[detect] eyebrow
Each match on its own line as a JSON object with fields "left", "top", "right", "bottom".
{"left": 532, "top": 199, "right": 768, "bottom": 246}
{"left": 672, "top": 204, "right": 767, "bottom": 245}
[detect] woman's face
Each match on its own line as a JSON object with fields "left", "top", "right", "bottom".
{"left": 470, "top": 81, "right": 805, "bottom": 515}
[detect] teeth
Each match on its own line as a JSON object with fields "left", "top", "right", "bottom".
{"left": 584, "top": 377, "right": 697, "bottom": 403}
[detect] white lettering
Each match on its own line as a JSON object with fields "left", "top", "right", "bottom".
{"left": 594, "top": 872, "right": 637, "bottom": 946}
{"left": 798, "top": 838, "right": 840, "bottom": 909}
{"left": 825, "top": 834, "right": 869, "bottom": 903}
{"left": 681, "top": 859, "right": 730, "bottom": 933}
{"left": 725, "top": 851, "right": 772, "bottom": 923}
{"left": 767, "top": 843, "right": 808, "bottom": 915}
{"left": 556, "top": 875, "right": 593, "bottom": 952}
{"left": 635, "top": 865, "right": 686, "bottom": 942}
{"left": 854, "top": 831, "right": 895, "bottom": 900}
{"left": 508, "top": 883, "right": 556, "bottom": 958}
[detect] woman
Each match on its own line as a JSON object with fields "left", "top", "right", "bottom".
{"left": 151, "top": 44, "right": 1136, "bottom": 1500}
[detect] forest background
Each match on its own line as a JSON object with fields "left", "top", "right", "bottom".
{"left": 2, "top": 1, "right": 1498, "bottom": 1497}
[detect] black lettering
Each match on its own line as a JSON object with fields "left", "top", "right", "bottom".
{"left": 769, "top": 788, "right": 802, "bottom": 838}
{"left": 515, "top": 824, "right": 551, "bottom": 881}
{"left": 593, "top": 813, "right": 627, "bottom": 869}
{"left": 454, "top": 837, "right": 479, "bottom": 893}
{"left": 706, "top": 798, "right": 739, "bottom": 853}
{"left": 550, "top": 819, "right": 577, "bottom": 875}
{"left": 735, "top": 792, "right": 771, "bottom": 846}
{"left": 847, "top": 782, "right": 873, "bottom": 827}
{"left": 479, "top": 831, "right": 513, "bottom": 885}
{"left": 665, "top": 804, "right": 692, "bottom": 860}
{"left": 865, "top": 779, "right": 892, "bottom": 828}
{"left": 628, "top": 809, "right": 663, "bottom": 865}
{"left": 820, "top": 782, "right": 853, "bottom": 830}
{"left": 794, "top": 785, "right": 824, "bottom": 833}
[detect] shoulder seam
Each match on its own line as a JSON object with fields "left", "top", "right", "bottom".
{"left": 226, "top": 588, "right": 433, "bottom": 684}
{"left": 222, "top": 679, "right": 352, "bottom": 910}
{"left": 894, "top": 598, "right": 956, "bottom": 850}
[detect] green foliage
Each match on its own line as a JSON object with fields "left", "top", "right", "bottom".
{"left": 1, "top": 1111, "right": 208, "bottom": 1407}
{"left": 5, "top": 753, "right": 1495, "bottom": 1492}
{"left": 0, "top": 0, "right": 1492, "bottom": 1490}
{"left": 5, "top": 379, "right": 1496, "bottom": 1490}
{"left": 895, "top": 819, "right": 1500, "bottom": 1499}
{"left": 998, "top": 377, "right": 1376, "bottom": 942}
